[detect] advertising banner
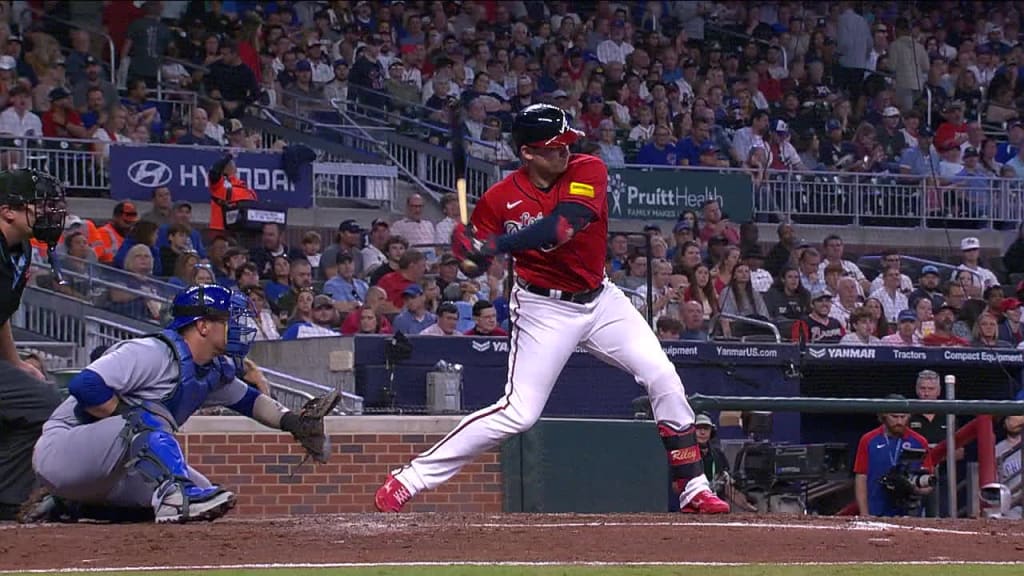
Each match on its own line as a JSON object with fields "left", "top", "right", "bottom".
{"left": 109, "top": 145, "right": 313, "bottom": 208}
{"left": 607, "top": 169, "right": 753, "bottom": 221}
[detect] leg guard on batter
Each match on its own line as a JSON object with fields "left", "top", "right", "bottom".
{"left": 122, "top": 410, "right": 236, "bottom": 523}
{"left": 658, "top": 421, "right": 704, "bottom": 495}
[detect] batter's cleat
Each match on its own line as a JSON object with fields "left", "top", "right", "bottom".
{"left": 374, "top": 474, "right": 413, "bottom": 512}
{"left": 681, "top": 489, "right": 731, "bottom": 514}
{"left": 153, "top": 481, "right": 237, "bottom": 524}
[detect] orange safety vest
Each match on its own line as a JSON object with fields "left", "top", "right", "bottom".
{"left": 93, "top": 223, "right": 125, "bottom": 264}
{"left": 209, "top": 174, "right": 258, "bottom": 231}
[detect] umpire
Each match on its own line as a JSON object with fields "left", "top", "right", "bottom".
{"left": 0, "top": 169, "right": 66, "bottom": 520}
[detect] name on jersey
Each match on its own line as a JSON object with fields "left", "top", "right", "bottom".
{"left": 504, "top": 211, "right": 543, "bottom": 235}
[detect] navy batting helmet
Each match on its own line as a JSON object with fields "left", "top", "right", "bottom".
{"left": 510, "top": 103, "right": 584, "bottom": 150}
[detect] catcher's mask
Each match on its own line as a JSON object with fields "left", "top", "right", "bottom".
{"left": 0, "top": 168, "right": 67, "bottom": 247}
{"left": 169, "top": 284, "right": 258, "bottom": 368}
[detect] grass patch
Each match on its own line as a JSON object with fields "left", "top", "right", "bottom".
{"left": 8, "top": 565, "right": 1023, "bottom": 576}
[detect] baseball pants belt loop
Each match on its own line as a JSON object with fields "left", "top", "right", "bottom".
{"left": 516, "top": 278, "right": 604, "bottom": 304}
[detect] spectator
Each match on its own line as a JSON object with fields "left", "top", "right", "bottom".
{"left": 177, "top": 107, "right": 220, "bottom": 146}
{"left": 954, "top": 237, "right": 999, "bottom": 296}
{"left": 390, "top": 194, "right": 436, "bottom": 260}
{"left": 972, "top": 312, "right": 1013, "bottom": 348}
{"left": 871, "top": 264, "right": 910, "bottom": 325}
{"left": 596, "top": 119, "right": 626, "bottom": 168}
{"left": 78, "top": 87, "right": 108, "bottom": 133}
{"left": 121, "top": 0, "right": 171, "bottom": 88}
{"left": 107, "top": 243, "right": 162, "bottom": 322}
{"left": 840, "top": 307, "right": 883, "bottom": 345}
{"left": 887, "top": 19, "right": 930, "bottom": 111}
{"left": 342, "top": 303, "right": 393, "bottom": 335}
{"left": 158, "top": 224, "right": 193, "bottom": 276}
{"left": 391, "top": 284, "right": 437, "bottom": 335}
{"left": 369, "top": 234, "right": 408, "bottom": 286}
{"left": 935, "top": 100, "right": 968, "bottom": 152}
{"left": 798, "top": 247, "right": 826, "bottom": 295}
{"left": 922, "top": 304, "right": 970, "bottom": 347}
{"left": 829, "top": 277, "right": 861, "bottom": 329}
{"left": 999, "top": 298, "right": 1024, "bottom": 346}
{"left": 263, "top": 255, "right": 292, "bottom": 305}
{"left": 65, "top": 29, "right": 92, "bottom": 86}
{"left": 470, "top": 115, "right": 516, "bottom": 165}
{"left": 71, "top": 56, "right": 118, "bottom": 111}
{"left": 111, "top": 219, "right": 159, "bottom": 275}
{"left": 274, "top": 258, "right": 316, "bottom": 318}
{"left": 420, "top": 302, "right": 460, "bottom": 336}
{"left": 243, "top": 286, "right": 281, "bottom": 341}
{"left": 881, "top": 309, "right": 923, "bottom": 346}
{"left": 121, "top": 78, "right": 162, "bottom": 138}
{"left": 94, "top": 200, "right": 138, "bottom": 264}
{"left": 295, "top": 231, "right": 323, "bottom": 278}
{"left": 765, "top": 223, "right": 798, "bottom": 278}
{"left": 250, "top": 222, "right": 290, "bottom": 279}
{"left": 635, "top": 124, "right": 677, "bottom": 165}
{"left": 994, "top": 414, "right": 1024, "bottom": 518}
{"left": 207, "top": 40, "right": 260, "bottom": 118}
{"left": 596, "top": 19, "right": 633, "bottom": 65}
{"left": 819, "top": 235, "right": 870, "bottom": 295}
{"left": 869, "top": 251, "right": 913, "bottom": 294}
{"left": 232, "top": 262, "right": 260, "bottom": 291}
{"left": 41, "top": 88, "right": 87, "bottom": 140}
{"left": 765, "top": 266, "right": 811, "bottom": 322}
{"left": 320, "top": 220, "right": 366, "bottom": 280}
{"left": 434, "top": 194, "right": 459, "bottom": 248}
{"left": 91, "top": 105, "right": 130, "bottom": 160}
{"left": 464, "top": 299, "right": 507, "bottom": 336}
{"left": 742, "top": 246, "right": 773, "bottom": 293}
{"left": 140, "top": 186, "right": 173, "bottom": 226}
{"left": 853, "top": 396, "right": 934, "bottom": 517}
{"left": 791, "top": 290, "right": 845, "bottom": 344}
{"left": 676, "top": 301, "right": 707, "bottom": 341}
{"left": 719, "top": 263, "right": 769, "bottom": 338}
{"left": 632, "top": 258, "right": 674, "bottom": 323}
{"left": 323, "top": 59, "right": 349, "bottom": 104}
{"left": 655, "top": 316, "right": 683, "bottom": 341}
{"left": 0, "top": 85, "right": 41, "bottom": 137}
{"left": 377, "top": 249, "right": 427, "bottom": 312}
{"left": 909, "top": 265, "right": 945, "bottom": 310}
{"left": 282, "top": 294, "right": 339, "bottom": 340}
{"left": 684, "top": 263, "right": 719, "bottom": 321}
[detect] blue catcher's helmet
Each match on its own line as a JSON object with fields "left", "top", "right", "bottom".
{"left": 167, "top": 284, "right": 258, "bottom": 361}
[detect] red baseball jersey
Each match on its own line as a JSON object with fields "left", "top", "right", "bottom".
{"left": 471, "top": 154, "right": 608, "bottom": 292}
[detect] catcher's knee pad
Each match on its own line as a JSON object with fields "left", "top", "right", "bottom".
{"left": 121, "top": 410, "right": 190, "bottom": 486}
{"left": 658, "top": 421, "right": 703, "bottom": 494}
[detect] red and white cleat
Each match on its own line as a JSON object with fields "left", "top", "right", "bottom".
{"left": 681, "top": 489, "right": 730, "bottom": 514}
{"left": 374, "top": 474, "right": 413, "bottom": 513}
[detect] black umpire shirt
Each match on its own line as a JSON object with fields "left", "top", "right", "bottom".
{"left": 0, "top": 230, "right": 59, "bottom": 517}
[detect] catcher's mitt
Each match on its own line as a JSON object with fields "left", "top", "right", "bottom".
{"left": 282, "top": 388, "right": 341, "bottom": 465}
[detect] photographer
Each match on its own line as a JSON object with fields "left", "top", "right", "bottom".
{"left": 208, "top": 153, "right": 258, "bottom": 233}
{"left": 854, "top": 395, "right": 935, "bottom": 516}
{"left": 696, "top": 413, "right": 757, "bottom": 513}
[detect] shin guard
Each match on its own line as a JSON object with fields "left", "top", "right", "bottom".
{"left": 658, "top": 422, "right": 704, "bottom": 494}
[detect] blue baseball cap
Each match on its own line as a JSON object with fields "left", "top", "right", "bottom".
{"left": 898, "top": 309, "right": 917, "bottom": 323}
{"left": 921, "top": 265, "right": 940, "bottom": 276}
{"left": 403, "top": 284, "right": 424, "bottom": 297}
{"left": 826, "top": 118, "right": 841, "bottom": 132}
{"left": 296, "top": 60, "right": 313, "bottom": 72}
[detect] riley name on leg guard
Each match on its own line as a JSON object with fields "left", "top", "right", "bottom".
{"left": 659, "top": 422, "right": 730, "bottom": 514}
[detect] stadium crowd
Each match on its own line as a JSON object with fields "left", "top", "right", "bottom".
{"left": 6, "top": 0, "right": 1024, "bottom": 351}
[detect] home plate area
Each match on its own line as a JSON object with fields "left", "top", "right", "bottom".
{"left": 3, "top": 514, "right": 1024, "bottom": 570}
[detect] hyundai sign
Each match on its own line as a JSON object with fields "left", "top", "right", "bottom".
{"left": 110, "top": 145, "right": 313, "bottom": 208}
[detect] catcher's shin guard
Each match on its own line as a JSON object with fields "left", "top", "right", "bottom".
{"left": 658, "top": 421, "right": 704, "bottom": 495}
{"left": 123, "top": 410, "right": 235, "bottom": 523}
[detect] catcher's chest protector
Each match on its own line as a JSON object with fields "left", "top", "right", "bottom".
{"left": 151, "top": 330, "right": 231, "bottom": 428}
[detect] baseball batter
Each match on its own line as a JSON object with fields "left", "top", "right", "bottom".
{"left": 375, "top": 104, "right": 729, "bottom": 514}
{"left": 25, "top": 284, "right": 337, "bottom": 523}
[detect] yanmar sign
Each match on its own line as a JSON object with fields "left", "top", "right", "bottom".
{"left": 807, "top": 347, "right": 877, "bottom": 360}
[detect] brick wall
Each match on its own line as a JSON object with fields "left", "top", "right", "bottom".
{"left": 179, "top": 431, "right": 503, "bottom": 515}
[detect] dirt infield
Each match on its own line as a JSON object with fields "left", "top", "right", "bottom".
{"left": 2, "top": 514, "right": 1024, "bottom": 570}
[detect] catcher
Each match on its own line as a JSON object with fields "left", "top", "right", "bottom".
{"left": 22, "top": 284, "right": 339, "bottom": 524}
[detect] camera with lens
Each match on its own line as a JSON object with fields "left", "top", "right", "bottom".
{"left": 879, "top": 447, "right": 936, "bottom": 512}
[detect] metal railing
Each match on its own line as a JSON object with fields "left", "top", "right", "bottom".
{"left": 311, "top": 161, "right": 398, "bottom": 209}
{"left": 260, "top": 366, "right": 364, "bottom": 415}
{"left": 1, "top": 136, "right": 112, "bottom": 193}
